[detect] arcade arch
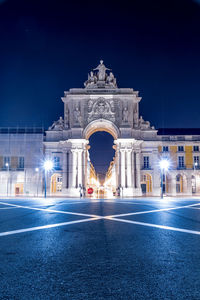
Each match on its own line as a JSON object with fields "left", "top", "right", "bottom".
{"left": 83, "top": 119, "right": 119, "bottom": 140}
{"left": 51, "top": 173, "right": 62, "bottom": 193}
{"left": 86, "top": 129, "right": 117, "bottom": 198}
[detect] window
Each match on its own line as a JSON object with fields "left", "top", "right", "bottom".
{"left": 53, "top": 156, "right": 61, "bottom": 170}
{"left": 18, "top": 157, "right": 24, "bottom": 169}
{"left": 3, "top": 156, "right": 10, "bottom": 168}
{"left": 178, "top": 156, "right": 184, "bottom": 168}
{"left": 193, "top": 146, "right": 199, "bottom": 152}
{"left": 178, "top": 146, "right": 184, "bottom": 152}
{"left": 163, "top": 146, "right": 169, "bottom": 152}
{"left": 143, "top": 156, "right": 150, "bottom": 169}
{"left": 194, "top": 156, "right": 199, "bottom": 167}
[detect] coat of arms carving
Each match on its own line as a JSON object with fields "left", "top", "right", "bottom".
{"left": 87, "top": 98, "right": 115, "bottom": 123}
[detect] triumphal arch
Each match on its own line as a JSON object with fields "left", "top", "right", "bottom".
{"left": 45, "top": 60, "right": 158, "bottom": 197}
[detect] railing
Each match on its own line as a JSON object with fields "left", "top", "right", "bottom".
{"left": 141, "top": 166, "right": 152, "bottom": 170}
{"left": 0, "top": 167, "right": 24, "bottom": 171}
{"left": 177, "top": 166, "right": 186, "bottom": 170}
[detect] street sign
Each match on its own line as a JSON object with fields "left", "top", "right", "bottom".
{"left": 88, "top": 187, "right": 93, "bottom": 194}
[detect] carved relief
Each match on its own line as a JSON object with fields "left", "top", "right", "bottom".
{"left": 122, "top": 107, "right": 129, "bottom": 123}
{"left": 74, "top": 106, "right": 82, "bottom": 126}
{"left": 87, "top": 97, "right": 116, "bottom": 123}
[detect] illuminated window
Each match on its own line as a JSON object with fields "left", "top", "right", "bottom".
{"left": 3, "top": 157, "right": 10, "bottom": 168}
{"left": 163, "top": 146, "right": 169, "bottom": 152}
{"left": 194, "top": 156, "right": 199, "bottom": 167}
{"left": 178, "top": 156, "right": 184, "bottom": 168}
{"left": 193, "top": 146, "right": 199, "bottom": 152}
{"left": 18, "top": 157, "right": 24, "bottom": 169}
{"left": 178, "top": 146, "right": 184, "bottom": 152}
{"left": 53, "top": 156, "right": 61, "bottom": 170}
{"left": 143, "top": 156, "right": 150, "bottom": 169}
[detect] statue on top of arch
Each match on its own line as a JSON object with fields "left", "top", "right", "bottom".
{"left": 48, "top": 116, "right": 65, "bottom": 131}
{"left": 84, "top": 60, "right": 117, "bottom": 88}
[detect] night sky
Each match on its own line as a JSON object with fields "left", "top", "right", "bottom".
{"left": 1, "top": 0, "right": 200, "bottom": 174}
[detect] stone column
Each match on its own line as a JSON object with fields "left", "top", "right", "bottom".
{"left": 151, "top": 149, "right": 161, "bottom": 196}
{"left": 186, "top": 174, "right": 192, "bottom": 195}
{"left": 170, "top": 174, "right": 177, "bottom": 196}
{"left": 120, "top": 150, "right": 125, "bottom": 188}
{"left": 135, "top": 151, "right": 141, "bottom": 189}
{"left": 116, "top": 149, "right": 120, "bottom": 189}
{"left": 77, "top": 149, "right": 83, "bottom": 187}
{"left": 127, "top": 150, "right": 132, "bottom": 187}
{"left": 71, "top": 150, "right": 77, "bottom": 188}
{"left": 62, "top": 150, "right": 67, "bottom": 189}
{"left": 68, "top": 150, "right": 73, "bottom": 188}
{"left": 132, "top": 151, "right": 135, "bottom": 188}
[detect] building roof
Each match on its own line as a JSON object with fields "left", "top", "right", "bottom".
{"left": 0, "top": 128, "right": 44, "bottom": 134}
{"left": 157, "top": 128, "right": 200, "bottom": 136}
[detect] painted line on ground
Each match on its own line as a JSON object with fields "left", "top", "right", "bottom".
{"left": 0, "top": 207, "right": 19, "bottom": 210}
{"left": 0, "top": 201, "right": 100, "bottom": 218}
{"left": 0, "top": 201, "right": 200, "bottom": 220}
{"left": 189, "top": 207, "right": 200, "bottom": 209}
{"left": 106, "top": 217, "right": 200, "bottom": 236}
{"left": 0, "top": 217, "right": 100, "bottom": 237}
{"left": 106, "top": 202, "right": 200, "bottom": 218}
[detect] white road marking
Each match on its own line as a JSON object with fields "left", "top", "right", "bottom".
{"left": 0, "top": 207, "right": 19, "bottom": 210}
{"left": 106, "top": 217, "right": 200, "bottom": 236}
{"left": 0, "top": 217, "right": 100, "bottom": 237}
{"left": 189, "top": 207, "right": 200, "bottom": 209}
{"left": 0, "top": 201, "right": 100, "bottom": 218}
{"left": 1, "top": 200, "right": 200, "bottom": 237}
{"left": 106, "top": 202, "right": 200, "bottom": 218}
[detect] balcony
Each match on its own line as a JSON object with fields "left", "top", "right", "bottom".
{"left": 177, "top": 166, "right": 186, "bottom": 170}
{"left": 141, "top": 166, "right": 152, "bottom": 170}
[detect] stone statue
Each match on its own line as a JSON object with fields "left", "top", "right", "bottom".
{"left": 74, "top": 107, "right": 82, "bottom": 125}
{"left": 93, "top": 60, "right": 110, "bottom": 81}
{"left": 84, "top": 71, "right": 97, "bottom": 87}
{"left": 106, "top": 72, "right": 117, "bottom": 87}
{"left": 84, "top": 60, "right": 117, "bottom": 88}
{"left": 122, "top": 107, "right": 129, "bottom": 122}
{"left": 48, "top": 116, "right": 64, "bottom": 131}
{"left": 138, "top": 116, "right": 151, "bottom": 129}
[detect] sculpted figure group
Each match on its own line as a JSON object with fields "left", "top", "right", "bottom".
{"left": 84, "top": 60, "right": 117, "bottom": 88}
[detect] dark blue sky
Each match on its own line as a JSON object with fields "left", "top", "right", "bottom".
{"left": 0, "top": 0, "right": 200, "bottom": 129}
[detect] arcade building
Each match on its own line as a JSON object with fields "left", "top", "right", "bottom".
{"left": 1, "top": 61, "right": 200, "bottom": 197}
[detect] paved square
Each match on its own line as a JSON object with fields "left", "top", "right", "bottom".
{"left": 0, "top": 197, "right": 200, "bottom": 299}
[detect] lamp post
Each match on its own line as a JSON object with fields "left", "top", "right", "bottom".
{"left": 5, "top": 162, "right": 9, "bottom": 196}
{"left": 43, "top": 160, "right": 53, "bottom": 198}
{"left": 159, "top": 159, "right": 169, "bottom": 199}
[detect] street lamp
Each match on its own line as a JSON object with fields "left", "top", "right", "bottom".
{"left": 43, "top": 160, "right": 53, "bottom": 198}
{"left": 5, "top": 162, "right": 9, "bottom": 196}
{"left": 159, "top": 159, "right": 170, "bottom": 199}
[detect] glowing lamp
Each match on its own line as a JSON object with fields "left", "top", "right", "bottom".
{"left": 43, "top": 160, "right": 53, "bottom": 171}
{"left": 159, "top": 159, "right": 169, "bottom": 171}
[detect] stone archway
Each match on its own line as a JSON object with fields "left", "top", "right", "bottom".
{"left": 83, "top": 119, "right": 119, "bottom": 140}
{"left": 45, "top": 61, "right": 153, "bottom": 197}
{"left": 84, "top": 120, "right": 118, "bottom": 198}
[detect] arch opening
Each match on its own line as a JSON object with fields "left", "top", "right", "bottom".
{"left": 84, "top": 119, "right": 119, "bottom": 140}
{"left": 86, "top": 130, "right": 117, "bottom": 198}
{"left": 51, "top": 173, "right": 62, "bottom": 194}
